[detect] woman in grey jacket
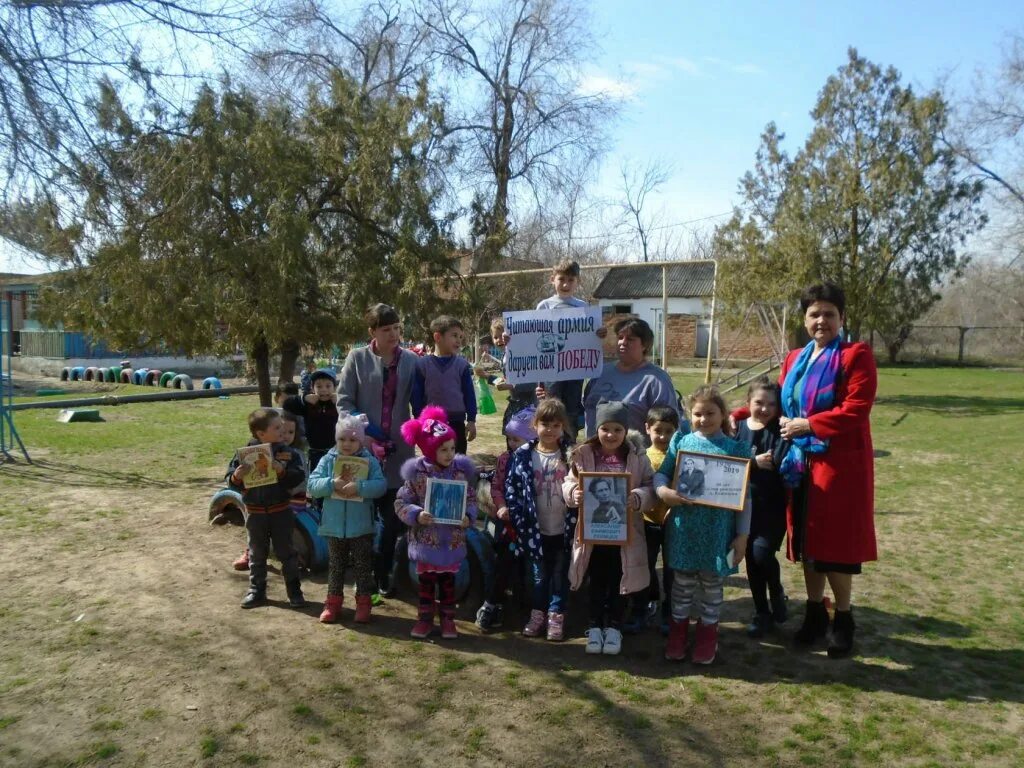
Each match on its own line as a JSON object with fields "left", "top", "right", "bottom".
{"left": 338, "top": 304, "right": 418, "bottom": 596}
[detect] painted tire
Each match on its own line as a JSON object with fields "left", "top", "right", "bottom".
{"left": 70, "top": 366, "right": 86, "bottom": 382}
{"left": 84, "top": 367, "right": 100, "bottom": 382}
{"left": 171, "top": 374, "right": 194, "bottom": 390}
{"left": 201, "top": 376, "right": 222, "bottom": 390}
{"left": 60, "top": 368, "right": 71, "bottom": 382}
{"left": 119, "top": 368, "right": 134, "bottom": 383}
{"left": 107, "top": 366, "right": 121, "bottom": 382}
{"left": 132, "top": 369, "right": 149, "bottom": 385}
{"left": 144, "top": 369, "right": 162, "bottom": 386}
{"left": 291, "top": 507, "right": 329, "bottom": 572}
{"left": 209, "top": 489, "right": 246, "bottom": 526}
{"left": 159, "top": 371, "right": 176, "bottom": 388}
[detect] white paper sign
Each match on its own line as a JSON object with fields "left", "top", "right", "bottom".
{"left": 502, "top": 306, "right": 604, "bottom": 385}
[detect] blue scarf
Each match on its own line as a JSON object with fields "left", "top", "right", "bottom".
{"left": 779, "top": 337, "right": 842, "bottom": 487}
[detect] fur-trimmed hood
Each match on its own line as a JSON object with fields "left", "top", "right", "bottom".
{"left": 400, "top": 454, "right": 477, "bottom": 484}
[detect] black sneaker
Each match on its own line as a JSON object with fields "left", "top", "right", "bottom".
{"left": 746, "top": 612, "right": 774, "bottom": 638}
{"left": 240, "top": 588, "right": 267, "bottom": 609}
{"left": 286, "top": 581, "right": 306, "bottom": 609}
{"left": 475, "top": 602, "right": 503, "bottom": 633}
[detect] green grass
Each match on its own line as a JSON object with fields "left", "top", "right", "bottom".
{"left": 0, "top": 366, "right": 1022, "bottom": 765}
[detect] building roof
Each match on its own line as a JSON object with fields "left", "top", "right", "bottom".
{"left": 592, "top": 261, "right": 715, "bottom": 299}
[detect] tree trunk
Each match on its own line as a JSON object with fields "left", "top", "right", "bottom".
{"left": 252, "top": 335, "right": 273, "bottom": 407}
{"left": 278, "top": 338, "right": 301, "bottom": 383}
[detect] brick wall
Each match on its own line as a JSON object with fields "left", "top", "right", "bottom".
{"left": 715, "top": 321, "right": 777, "bottom": 362}
{"left": 601, "top": 311, "right": 774, "bottom": 365}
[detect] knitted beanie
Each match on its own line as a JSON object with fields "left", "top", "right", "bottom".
{"left": 335, "top": 411, "right": 368, "bottom": 442}
{"left": 400, "top": 405, "right": 457, "bottom": 462}
{"left": 504, "top": 405, "right": 538, "bottom": 442}
{"left": 595, "top": 400, "right": 629, "bottom": 429}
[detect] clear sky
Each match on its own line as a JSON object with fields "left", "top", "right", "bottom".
{"left": 584, "top": 0, "right": 1020, "bottom": 247}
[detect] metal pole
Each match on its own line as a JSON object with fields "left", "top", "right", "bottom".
{"left": 661, "top": 265, "right": 668, "bottom": 368}
{"left": 703, "top": 261, "right": 718, "bottom": 384}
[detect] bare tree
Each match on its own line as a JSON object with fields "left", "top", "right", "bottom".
{"left": 0, "top": 1, "right": 277, "bottom": 199}
{"left": 948, "top": 33, "right": 1024, "bottom": 264}
{"left": 416, "top": 0, "right": 614, "bottom": 247}
{"left": 617, "top": 158, "right": 672, "bottom": 262}
{"left": 252, "top": 1, "right": 435, "bottom": 101}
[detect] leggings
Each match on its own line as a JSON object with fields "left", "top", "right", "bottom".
{"left": 418, "top": 571, "right": 456, "bottom": 618}
{"left": 588, "top": 545, "right": 626, "bottom": 629}
{"left": 326, "top": 535, "right": 374, "bottom": 597}
{"left": 671, "top": 570, "right": 725, "bottom": 625}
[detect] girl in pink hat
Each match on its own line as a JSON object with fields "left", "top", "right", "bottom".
{"left": 396, "top": 406, "right": 478, "bottom": 639}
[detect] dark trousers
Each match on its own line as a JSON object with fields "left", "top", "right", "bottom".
{"left": 418, "top": 571, "right": 456, "bottom": 618}
{"left": 307, "top": 448, "right": 329, "bottom": 475}
{"left": 447, "top": 412, "right": 468, "bottom": 454}
{"left": 588, "top": 545, "right": 626, "bottom": 629}
{"left": 373, "top": 488, "right": 402, "bottom": 589}
{"left": 246, "top": 510, "right": 299, "bottom": 589}
{"left": 644, "top": 521, "right": 674, "bottom": 617}
{"left": 746, "top": 533, "right": 785, "bottom": 615}
{"left": 487, "top": 540, "right": 517, "bottom": 605}
{"left": 327, "top": 535, "right": 374, "bottom": 597}
{"left": 529, "top": 534, "right": 570, "bottom": 614}
{"left": 546, "top": 379, "right": 583, "bottom": 438}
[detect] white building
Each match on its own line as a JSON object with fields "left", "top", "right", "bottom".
{"left": 592, "top": 261, "right": 716, "bottom": 358}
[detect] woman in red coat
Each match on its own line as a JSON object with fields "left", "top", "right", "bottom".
{"left": 777, "top": 283, "right": 877, "bottom": 658}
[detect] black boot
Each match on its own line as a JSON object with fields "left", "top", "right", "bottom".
{"left": 827, "top": 609, "right": 856, "bottom": 658}
{"left": 793, "top": 600, "right": 829, "bottom": 647}
{"left": 241, "top": 587, "right": 266, "bottom": 609}
{"left": 769, "top": 587, "right": 789, "bottom": 624}
{"left": 286, "top": 580, "right": 306, "bottom": 609}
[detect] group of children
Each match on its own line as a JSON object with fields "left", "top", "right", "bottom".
{"left": 226, "top": 259, "right": 792, "bottom": 664}
{"left": 229, "top": 376, "right": 790, "bottom": 666}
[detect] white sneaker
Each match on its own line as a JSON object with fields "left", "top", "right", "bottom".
{"left": 585, "top": 627, "right": 604, "bottom": 654}
{"left": 602, "top": 627, "right": 623, "bottom": 655}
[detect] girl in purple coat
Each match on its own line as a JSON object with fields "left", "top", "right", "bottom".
{"left": 396, "top": 406, "right": 478, "bottom": 640}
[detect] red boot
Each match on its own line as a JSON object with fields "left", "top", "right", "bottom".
{"left": 664, "top": 618, "right": 689, "bottom": 661}
{"left": 354, "top": 594, "right": 372, "bottom": 624}
{"left": 410, "top": 611, "right": 434, "bottom": 639}
{"left": 319, "top": 594, "right": 343, "bottom": 624}
{"left": 691, "top": 620, "right": 719, "bottom": 665}
{"left": 232, "top": 549, "right": 250, "bottom": 571}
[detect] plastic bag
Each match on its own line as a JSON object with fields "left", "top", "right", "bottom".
{"left": 474, "top": 376, "right": 497, "bottom": 415}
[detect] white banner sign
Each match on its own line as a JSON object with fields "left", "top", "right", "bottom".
{"left": 502, "top": 306, "right": 604, "bottom": 385}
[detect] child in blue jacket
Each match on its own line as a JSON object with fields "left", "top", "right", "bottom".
{"left": 308, "top": 413, "right": 387, "bottom": 623}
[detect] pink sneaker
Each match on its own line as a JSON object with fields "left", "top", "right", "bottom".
{"left": 546, "top": 612, "right": 565, "bottom": 641}
{"left": 232, "top": 550, "right": 249, "bottom": 571}
{"left": 522, "top": 609, "right": 546, "bottom": 637}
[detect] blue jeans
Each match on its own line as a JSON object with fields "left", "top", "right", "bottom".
{"left": 530, "top": 534, "right": 570, "bottom": 613}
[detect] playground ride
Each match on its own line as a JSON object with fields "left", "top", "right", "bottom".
{"left": 60, "top": 364, "right": 213, "bottom": 390}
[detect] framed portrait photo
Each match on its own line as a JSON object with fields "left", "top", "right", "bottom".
{"left": 673, "top": 451, "right": 751, "bottom": 512}
{"left": 579, "top": 471, "right": 632, "bottom": 546}
{"left": 425, "top": 478, "right": 468, "bottom": 526}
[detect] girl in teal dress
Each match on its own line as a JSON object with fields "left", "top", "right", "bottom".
{"left": 654, "top": 386, "right": 752, "bottom": 665}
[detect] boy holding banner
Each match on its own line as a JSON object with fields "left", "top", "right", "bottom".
{"left": 534, "top": 260, "right": 606, "bottom": 438}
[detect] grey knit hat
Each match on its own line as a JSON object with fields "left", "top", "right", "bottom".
{"left": 595, "top": 400, "right": 629, "bottom": 429}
